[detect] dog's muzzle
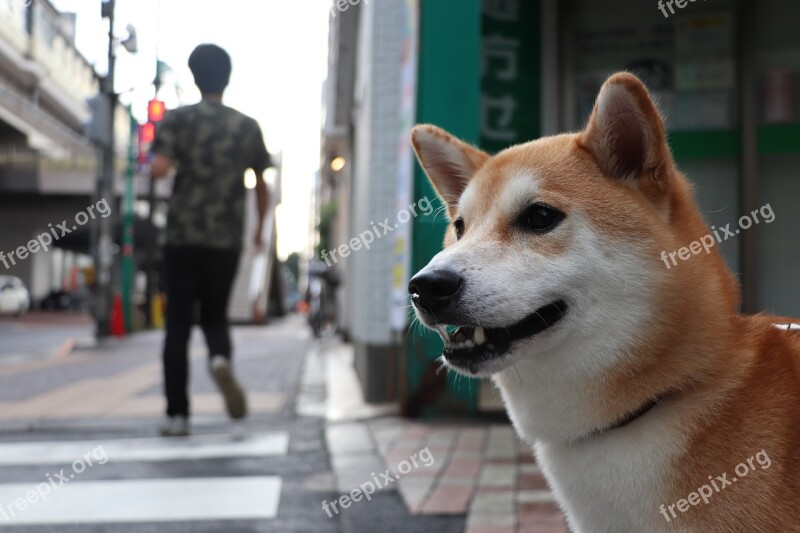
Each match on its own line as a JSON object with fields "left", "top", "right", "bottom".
{"left": 409, "top": 267, "right": 567, "bottom": 374}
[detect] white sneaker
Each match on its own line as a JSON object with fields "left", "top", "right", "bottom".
{"left": 210, "top": 355, "right": 248, "bottom": 419}
{"left": 159, "top": 415, "right": 190, "bottom": 437}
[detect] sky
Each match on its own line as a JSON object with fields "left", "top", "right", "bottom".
{"left": 51, "top": 0, "right": 330, "bottom": 260}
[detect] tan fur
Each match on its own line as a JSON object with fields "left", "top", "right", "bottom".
{"left": 411, "top": 72, "right": 800, "bottom": 529}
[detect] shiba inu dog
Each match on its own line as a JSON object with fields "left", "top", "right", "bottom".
{"left": 408, "top": 72, "right": 800, "bottom": 532}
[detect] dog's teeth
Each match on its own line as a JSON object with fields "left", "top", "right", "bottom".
{"left": 474, "top": 327, "right": 486, "bottom": 345}
{"left": 436, "top": 325, "right": 451, "bottom": 344}
{"left": 465, "top": 340, "right": 475, "bottom": 348}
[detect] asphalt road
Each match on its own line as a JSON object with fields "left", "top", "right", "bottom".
{"left": 0, "top": 316, "right": 466, "bottom": 532}
{"left": 0, "top": 312, "right": 93, "bottom": 366}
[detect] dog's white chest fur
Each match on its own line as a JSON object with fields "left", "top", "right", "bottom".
{"left": 528, "top": 410, "right": 683, "bottom": 533}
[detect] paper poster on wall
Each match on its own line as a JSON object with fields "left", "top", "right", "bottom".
{"left": 675, "top": 14, "right": 734, "bottom": 90}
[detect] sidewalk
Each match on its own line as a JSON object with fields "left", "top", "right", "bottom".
{"left": 322, "top": 341, "right": 569, "bottom": 533}
{"left": 0, "top": 322, "right": 292, "bottom": 428}
{"left": 0, "top": 314, "right": 569, "bottom": 531}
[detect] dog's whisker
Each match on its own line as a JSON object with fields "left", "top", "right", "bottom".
{"left": 512, "top": 362, "right": 522, "bottom": 384}
{"left": 432, "top": 205, "right": 449, "bottom": 223}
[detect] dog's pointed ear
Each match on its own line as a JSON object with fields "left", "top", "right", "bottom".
{"left": 581, "top": 72, "right": 673, "bottom": 184}
{"left": 411, "top": 124, "right": 489, "bottom": 219}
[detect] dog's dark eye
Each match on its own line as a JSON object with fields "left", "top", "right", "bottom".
{"left": 520, "top": 203, "right": 565, "bottom": 233}
{"left": 453, "top": 218, "right": 465, "bottom": 240}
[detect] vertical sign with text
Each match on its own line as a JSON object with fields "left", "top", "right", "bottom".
{"left": 481, "top": 0, "right": 540, "bottom": 153}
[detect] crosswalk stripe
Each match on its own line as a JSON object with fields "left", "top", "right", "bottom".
{"left": 0, "top": 431, "right": 289, "bottom": 466}
{"left": 0, "top": 476, "right": 282, "bottom": 524}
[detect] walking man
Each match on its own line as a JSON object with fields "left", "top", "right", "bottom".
{"left": 150, "top": 44, "right": 272, "bottom": 436}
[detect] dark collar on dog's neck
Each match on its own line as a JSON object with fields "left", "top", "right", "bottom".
{"left": 593, "top": 394, "right": 668, "bottom": 437}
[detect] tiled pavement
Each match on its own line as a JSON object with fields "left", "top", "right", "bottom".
{"left": 368, "top": 420, "right": 568, "bottom": 533}
{"left": 324, "top": 342, "right": 569, "bottom": 533}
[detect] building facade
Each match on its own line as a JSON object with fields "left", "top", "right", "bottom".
{"left": 323, "top": 0, "right": 800, "bottom": 416}
{"left": 0, "top": 0, "right": 111, "bottom": 302}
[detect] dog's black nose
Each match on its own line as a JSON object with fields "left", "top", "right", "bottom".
{"left": 408, "top": 269, "right": 463, "bottom": 315}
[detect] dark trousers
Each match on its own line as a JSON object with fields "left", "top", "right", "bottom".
{"left": 162, "top": 245, "right": 240, "bottom": 417}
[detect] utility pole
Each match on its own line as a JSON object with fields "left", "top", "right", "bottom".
{"left": 144, "top": 0, "right": 163, "bottom": 329}
{"left": 121, "top": 109, "right": 136, "bottom": 334}
{"left": 96, "top": 0, "right": 117, "bottom": 338}
{"left": 144, "top": 63, "right": 164, "bottom": 328}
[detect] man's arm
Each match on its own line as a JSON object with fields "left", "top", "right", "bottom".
{"left": 150, "top": 111, "right": 178, "bottom": 179}
{"left": 253, "top": 174, "right": 269, "bottom": 251}
{"left": 250, "top": 119, "right": 272, "bottom": 251}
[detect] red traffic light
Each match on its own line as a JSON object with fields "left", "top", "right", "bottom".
{"left": 147, "top": 99, "right": 166, "bottom": 123}
{"left": 139, "top": 122, "right": 155, "bottom": 144}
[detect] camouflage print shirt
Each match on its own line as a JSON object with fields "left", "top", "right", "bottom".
{"left": 151, "top": 100, "right": 271, "bottom": 250}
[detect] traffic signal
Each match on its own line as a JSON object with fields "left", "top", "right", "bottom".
{"left": 139, "top": 99, "right": 165, "bottom": 164}
{"left": 139, "top": 122, "right": 155, "bottom": 144}
{"left": 147, "top": 98, "right": 166, "bottom": 123}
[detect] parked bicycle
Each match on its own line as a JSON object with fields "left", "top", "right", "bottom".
{"left": 307, "top": 261, "right": 339, "bottom": 339}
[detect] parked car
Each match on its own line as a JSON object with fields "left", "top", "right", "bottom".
{"left": 0, "top": 276, "right": 31, "bottom": 316}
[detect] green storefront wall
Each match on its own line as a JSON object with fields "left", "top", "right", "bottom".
{"left": 405, "top": 0, "right": 541, "bottom": 417}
